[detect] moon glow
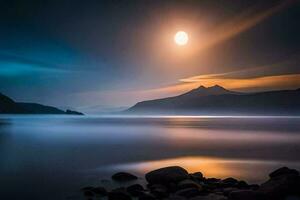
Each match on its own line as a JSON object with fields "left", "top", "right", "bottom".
{"left": 174, "top": 31, "right": 189, "bottom": 46}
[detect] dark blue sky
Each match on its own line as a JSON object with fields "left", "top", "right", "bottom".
{"left": 1, "top": 0, "right": 300, "bottom": 112}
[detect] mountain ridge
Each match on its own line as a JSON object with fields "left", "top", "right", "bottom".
{"left": 0, "top": 92, "right": 83, "bottom": 115}
{"left": 126, "top": 86, "right": 300, "bottom": 115}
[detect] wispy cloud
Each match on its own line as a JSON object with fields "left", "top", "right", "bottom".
{"left": 0, "top": 53, "right": 70, "bottom": 76}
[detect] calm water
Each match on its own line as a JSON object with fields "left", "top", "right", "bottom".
{"left": 1, "top": 115, "right": 300, "bottom": 200}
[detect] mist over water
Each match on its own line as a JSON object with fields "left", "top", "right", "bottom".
{"left": 1, "top": 115, "right": 300, "bottom": 200}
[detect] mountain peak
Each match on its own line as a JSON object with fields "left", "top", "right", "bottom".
{"left": 195, "top": 85, "right": 225, "bottom": 90}
{"left": 196, "top": 85, "right": 206, "bottom": 90}
{"left": 180, "top": 85, "right": 234, "bottom": 98}
{"left": 207, "top": 85, "right": 228, "bottom": 92}
{"left": 209, "top": 85, "right": 224, "bottom": 89}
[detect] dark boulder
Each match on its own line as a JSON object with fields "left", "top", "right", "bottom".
{"left": 108, "top": 188, "right": 132, "bottom": 200}
{"left": 81, "top": 186, "right": 94, "bottom": 191}
{"left": 151, "top": 187, "right": 169, "bottom": 198}
{"left": 177, "top": 179, "right": 203, "bottom": 190}
{"left": 175, "top": 188, "right": 203, "bottom": 198}
{"left": 190, "top": 172, "right": 204, "bottom": 181}
{"left": 190, "top": 193, "right": 228, "bottom": 200}
{"left": 149, "top": 184, "right": 169, "bottom": 198}
{"left": 145, "top": 166, "right": 189, "bottom": 185}
{"left": 168, "top": 195, "right": 187, "bottom": 200}
{"left": 127, "top": 184, "right": 144, "bottom": 196}
{"left": 228, "top": 190, "right": 266, "bottom": 200}
{"left": 138, "top": 192, "right": 156, "bottom": 200}
{"left": 236, "top": 181, "right": 248, "bottom": 189}
{"left": 84, "top": 190, "right": 94, "bottom": 197}
{"left": 247, "top": 184, "right": 259, "bottom": 190}
{"left": 259, "top": 167, "right": 300, "bottom": 199}
{"left": 222, "top": 178, "right": 238, "bottom": 186}
{"left": 205, "top": 178, "right": 221, "bottom": 184}
{"left": 222, "top": 187, "right": 238, "bottom": 196}
{"left": 269, "top": 167, "right": 299, "bottom": 178}
{"left": 91, "top": 186, "right": 107, "bottom": 196}
{"left": 112, "top": 172, "right": 138, "bottom": 182}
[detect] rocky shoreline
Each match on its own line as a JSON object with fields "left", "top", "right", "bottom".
{"left": 81, "top": 166, "right": 300, "bottom": 200}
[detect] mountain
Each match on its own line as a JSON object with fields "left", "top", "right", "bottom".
{"left": 179, "top": 85, "right": 240, "bottom": 98}
{"left": 126, "top": 85, "right": 300, "bottom": 115}
{"left": 0, "top": 92, "right": 83, "bottom": 115}
{"left": 0, "top": 92, "right": 25, "bottom": 113}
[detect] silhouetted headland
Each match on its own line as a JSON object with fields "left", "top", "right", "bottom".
{"left": 126, "top": 85, "right": 300, "bottom": 115}
{"left": 81, "top": 166, "right": 300, "bottom": 200}
{"left": 0, "top": 92, "right": 83, "bottom": 115}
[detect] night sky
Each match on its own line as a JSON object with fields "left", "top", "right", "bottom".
{"left": 1, "top": 0, "right": 300, "bottom": 112}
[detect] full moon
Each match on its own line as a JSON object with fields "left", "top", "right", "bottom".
{"left": 174, "top": 31, "right": 189, "bottom": 46}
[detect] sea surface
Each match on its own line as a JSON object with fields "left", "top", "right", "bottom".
{"left": 1, "top": 115, "right": 300, "bottom": 199}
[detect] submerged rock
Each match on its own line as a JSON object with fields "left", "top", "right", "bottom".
{"left": 112, "top": 172, "right": 138, "bottom": 182}
{"left": 146, "top": 166, "right": 189, "bottom": 185}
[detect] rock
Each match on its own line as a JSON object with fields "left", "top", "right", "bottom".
{"left": 229, "top": 190, "right": 266, "bottom": 200}
{"left": 127, "top": 184, "right": 144, "bottom": 196}
{"left": 236, "top": 181, "right": 248, "bottom": 189}
{"left": 248, "top": 184, "right": 259, "bottom": 190}
{"left": 168, "top": 182, "right": 178, "bottom": 192}
{"left": 177, "top": 179, "right": 203, "bottom": 190}
{"left": 222, "top": 178, "right": 238, "bottom": 185}
{"left": 91, "top": 186, "right": 107, "bottom": 196}
{"left": 259, "top": 169, "right": 300, "bottom": 199}
{"left": 81, "top": 186, "right": 94, "bottom": 191}
{"left": 285, "top": 195, "right": 300, "bottom": 200}
{"left": 205, "top": 178, "right": 221, "bottom": 184}
{"left": 112, "top": 172, "right": 138, "bottom": 182}
{"left": 222, "top": 187, "right": 238, "bottom": 196}
{"left": 145, "top": 166, "right": 189, "bottom": 185}
{"left": 84, "top": 190, "right": 94, "bottom": 197}
{"left": 108, "top": 188, "right": 132, "bottom": 200}
{"left": 175, "top": 188, "right": 203, "bottom": 198}
{"left": 168, "top": 195, "right": 187, "bottom": 200}
{"left": 149, "top": 184, "right": 169, "bottom": 198}
{"left": 190, "top": 194, "right": 227, "bottom": 200}
{"left": 152, "top": 187, "right": 169, "bottom": 198}
{"left": 138, "top": 192, "right": 156, "bottom": 200}
{"left": 148, "top": 184, "right": 168, "bottom": 191}
{"left": 190, "top": 172, "right": 204, "bottom": 181}
{"left": 269, "top": 167, "right": 299, "bottom": 178}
